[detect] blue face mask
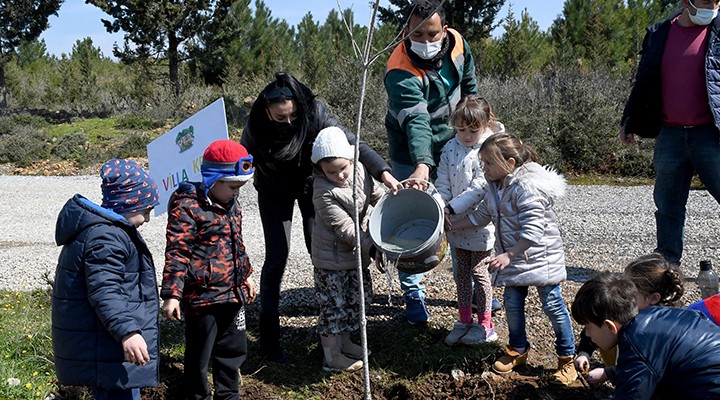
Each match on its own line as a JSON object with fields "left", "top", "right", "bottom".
{"left": 688, "top": 1, "right": 719, "bottom": 26}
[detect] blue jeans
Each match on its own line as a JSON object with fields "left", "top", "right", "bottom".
{"left": 503, "top": 285, "right": 575, "bottom": 357}
{"left": 92, "top": 387, "right": 140, "bottom": 400}
{"left": 654, "top": 125, "right": 720, "bottom": 263}
{"left": 392, "top": 161, "right": 438, "bottom": 297}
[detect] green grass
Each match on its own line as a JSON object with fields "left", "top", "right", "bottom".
{"left": 0, "top": 289, "right": 56, "bottom": 400}
{"left": 44, "top": 118, "right": 122, "bottom": 143}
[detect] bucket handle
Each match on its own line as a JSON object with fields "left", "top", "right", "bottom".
{"left": 398, "top": 178, "right": 444, "bottom": 221}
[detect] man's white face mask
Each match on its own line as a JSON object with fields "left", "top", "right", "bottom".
{"left": 410, "top": 36, "right": 444, "bottom": 60}
{"left": 688, "top": 0, "right": 719, "bottom": 26}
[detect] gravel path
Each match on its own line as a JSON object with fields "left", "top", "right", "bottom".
{"left": 3, "top": 175, "right": 720, "bottom": 365}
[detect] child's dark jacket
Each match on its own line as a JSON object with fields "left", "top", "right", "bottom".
{"left": 161, "top": 182, "right": 252, "bottom": 310}
{"left": 52, "top": 194, "right": 159, "bottom": 389}
{"left": 614, "top": 306, "right": 720, "bottom": 399}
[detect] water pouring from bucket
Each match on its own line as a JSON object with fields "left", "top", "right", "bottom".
{"left": 369, "top": 179, "right": 448, "bottom": 275}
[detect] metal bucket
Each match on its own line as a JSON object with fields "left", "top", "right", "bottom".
{"left": 368, "top": 182, "right": 447, "bottom": 274}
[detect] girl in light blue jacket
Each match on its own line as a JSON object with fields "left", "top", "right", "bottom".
{"left": 450, "top": 133, "right": 576, "bottom": 386}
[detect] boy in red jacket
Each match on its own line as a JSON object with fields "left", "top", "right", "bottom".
{"left": 161, "top": 140, "right": 256, "bottom": 400}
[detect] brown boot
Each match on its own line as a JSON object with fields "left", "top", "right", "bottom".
{"left": 551, "top": 355, "right": 578, "bottom": 385}
{"left": 340, "top": 332, "right": 369, "bottom": 360}
{"left": 320, "top": 335, "right": 363, "bottom": 372}
{"left": 492, "top": 345, "right": 529, "bottom": 374}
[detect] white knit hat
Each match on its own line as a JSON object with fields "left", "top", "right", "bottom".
{"left": 311, "top": 127, "right": 355, "bottom": 164}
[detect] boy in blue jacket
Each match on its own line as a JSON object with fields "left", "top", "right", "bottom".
{"left": 52, "top": 158, "right": 160, "bottom": 400}
{"left": 572, "top": 272, "right": 720, "bottom": 399}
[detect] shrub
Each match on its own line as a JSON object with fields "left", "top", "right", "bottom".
{"left": 617, "top": 141, "right": 655, "bottom": 178}
{"left": 0, "top": 114, "right": 49, "bottom": 136}
{"left": 112, "top": 131, "right": 154, "bottom": 159}
{"left": 0, "top": 126, "right": 49, "bottom": 166}
{"left": 52, "top": 132, "right": 89, "bottom": 161}
{"left": 115, "top": 114, "right": 164, "bottom": 130}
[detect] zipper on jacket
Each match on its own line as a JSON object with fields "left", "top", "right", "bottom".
{"left": 492, "top": 183, "right": 508, "bottom": 254}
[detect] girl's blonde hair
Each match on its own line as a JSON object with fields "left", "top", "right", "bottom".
{"left": 624, "top": 253, "right": 684, "bottom": 306}
{"left": 479, "top": 132, "right": 538, "bottom": 175}
{"left": 450, "top": 95, "right": 495, "bottom": 130}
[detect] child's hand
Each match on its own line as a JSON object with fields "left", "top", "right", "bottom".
{"left": 443, "top": 212, "right": 452, "bottom": 231}
{"left": 162, "top": 298, "right": 182, "bottom": 321}
{"left": 246, "top": 279, "right": 257, "bottom": 303}
{"left": 487, "top": 252, "right": 511, "bottom": 272}
{"left": 585, "top": 367, "right": 608, "bottom": 385}
{"left": 122, "top": 333, "right": 150, "bottom": 366}
{"left": 575, "top": 352, "right": 590, "bottom": 373}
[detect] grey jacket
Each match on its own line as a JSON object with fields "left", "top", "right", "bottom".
{"left": 311, "top": 163, "right": 385, "bottom": 271}
{"left": 470, "top": 162, "right": 567, "bottom": 287}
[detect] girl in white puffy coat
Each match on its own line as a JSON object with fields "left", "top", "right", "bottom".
{"left": 450, "top": 132, "right": 577, "bottom": 386}
{"left": 436, "top": 96, "right": 504, "bottom": 346}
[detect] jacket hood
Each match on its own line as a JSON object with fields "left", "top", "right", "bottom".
{"left": 55, "top": 194, "right": 128, "bottom": 246}
{"left": 505, "top": 162, "right": 566, "bottom": 203}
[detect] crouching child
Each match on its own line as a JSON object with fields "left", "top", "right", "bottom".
{"left": 571, "top": 272, "right": 720, "bottom": 399}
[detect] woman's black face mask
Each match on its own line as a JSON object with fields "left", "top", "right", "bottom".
{"left": 270, "top": 119, "right": 298, "bottom": 137}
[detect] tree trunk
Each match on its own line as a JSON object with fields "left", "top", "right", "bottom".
{"left": 0, "top": 64, "right": 7, "bottom": 109}
{"left": 168, "top": 33, "right": 179, "bottom": 97}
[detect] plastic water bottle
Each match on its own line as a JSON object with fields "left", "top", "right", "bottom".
{"left": 697, "top": 260, "right": 719, "bottom": 299}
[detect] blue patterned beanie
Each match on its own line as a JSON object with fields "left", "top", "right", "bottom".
{"left": 101, "top": 158, "right": 160, "bottom": 214}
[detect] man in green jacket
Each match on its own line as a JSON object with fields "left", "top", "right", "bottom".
{"left": 384, "top": 0, "right": 478, "bottom": 324}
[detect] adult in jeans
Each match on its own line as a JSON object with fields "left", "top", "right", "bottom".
{"left": 384, "top": 0, "right": 478, "bottom": 323}
{"left": 241, "top": 72, "right": 401, "bottom": 363}
{"left": 620, "top": 0, "right": 720, "bottom": 264}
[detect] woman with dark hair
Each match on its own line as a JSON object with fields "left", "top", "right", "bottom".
{"left": 241, "top": 72, "right": 401, "bottom": 363}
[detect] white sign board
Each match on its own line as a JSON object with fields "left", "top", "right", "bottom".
{"left": 147, "top": 97, "right": 229, "bottom": 215}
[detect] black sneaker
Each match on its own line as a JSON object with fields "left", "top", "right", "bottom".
{"left": 260, "top": 347, "right": 288, "bottom": 364}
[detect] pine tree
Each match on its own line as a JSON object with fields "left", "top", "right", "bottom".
{"left": 87, "top": 0, "right": 232, "bottom": 95}
{"left": 0, "top": 0, "right": 62, "bottom": 107}
{"left": 378, "top": 0, "right": 505, "bottom": 42}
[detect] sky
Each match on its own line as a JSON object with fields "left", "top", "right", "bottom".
{"left": 39, "top": 0, "right": 566, "bottom": 58}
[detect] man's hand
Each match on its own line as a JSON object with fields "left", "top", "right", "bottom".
{"left": 619, "top": 126, "right": 636, "bottom": 145}
{"left": 246, "top": 279, "right": 257, "bottom": 304}
{"left": 162, "top": 298, "right": 182, "bottom": 321}
{"left": 380, "top": 171, "right": 403, "bottom": 193}
{"left": 405, "top": 164, "right": 430, "bottom": 189}
{"left": 122, "top": 333, "right": 150, "bottom": 366}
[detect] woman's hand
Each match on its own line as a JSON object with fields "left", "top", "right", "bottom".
{"left": 246, "top": 279, "right": 257, "bottom": 303}
{"left": 162, "top": 298, "right": 182, "bottom": 321}
{"left": 380, "top": 171, "right": 403, "bottom": 193}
